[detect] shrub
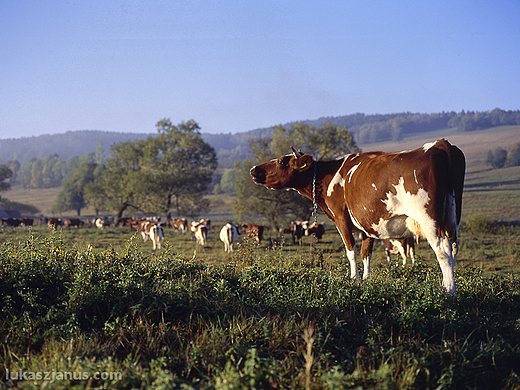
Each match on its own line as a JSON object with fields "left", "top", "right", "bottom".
{"left": 464, "top": 212, "right": 497, "bottom": 234}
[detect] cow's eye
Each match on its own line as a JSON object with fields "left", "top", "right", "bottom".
{"left": 277, "top": 159, "right": 283, "bottom": 164}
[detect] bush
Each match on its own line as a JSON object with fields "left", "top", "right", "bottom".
{"left": 463, "top": 212, "right": 497, "bottom": 234}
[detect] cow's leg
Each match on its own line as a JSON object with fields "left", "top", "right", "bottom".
{"left": 335, "top": 225, "right": 358, "bottom": 279}
{"left": 426, "top": 233, "right": 456, "bottom": 294}
{"left": 360, "top": 237, "right": 374, "bottom": 279}
{"left": 409, "top": 243, "right": 415, "bottom": 265}
{"left": 396, "top": 243, "right": 407, "bottom": 267}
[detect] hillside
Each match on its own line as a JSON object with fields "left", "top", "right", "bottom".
{"left": 2, "top": 109, "right": 519, "bottom": 168}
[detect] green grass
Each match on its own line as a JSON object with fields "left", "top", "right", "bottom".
{"left": 1, "top": 232, "right": 520, "bottom": 389}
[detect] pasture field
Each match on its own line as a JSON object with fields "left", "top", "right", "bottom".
{"left": 2, "top": 128, "right": 520, "bottom": 388}
{"left": 1, "top": 220, "right": 520, "bottom": 389}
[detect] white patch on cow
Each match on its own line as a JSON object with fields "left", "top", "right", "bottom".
{"left": 422, "top": 140, "right": 437, "bottom": 152}
{"left": 362, "top": 255, "right": 371, "bottom": 279}
{"left": 372, "top": 176, "right": 435, "bottom": 239}
{"left": 347, "top": 163, "right": 360, "bottom": 183}
{"left": 347, "top": 248, "right": 358, "bottom": 279}
{"left": 413, "top": 170, "right": 419, "bottom": 184}
{"left": 372, "top": 183, "right": 377, "bottom": 191}
{"left": 327, "top": 159, "right": 349, "bottom": 197}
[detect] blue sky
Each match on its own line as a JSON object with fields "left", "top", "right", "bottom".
{"left": 1, "top": 0, "right": 519, "bottom": 139}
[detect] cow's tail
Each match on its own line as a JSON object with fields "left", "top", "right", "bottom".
{"left": 437, "top": 139, "right": 466, "bottom": 249}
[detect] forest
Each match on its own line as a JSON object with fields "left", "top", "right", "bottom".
{"left": 2, "top": 108, "right": 520, "bottom": 169}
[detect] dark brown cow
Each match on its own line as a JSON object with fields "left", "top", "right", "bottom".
{"left": 290, "top": 221, "right": 304, "bottom": 244}
{"left": 384, "top": 237, "right": 415, "bottom": 266}
{"left": 2, "top": 218, "right": 23, "bottom": 230}
{"left": 47, "top": 218, "right": 62, "bottom": 229}
{"left": 250, "top": 139, "right": 465, "bottom": 294}
{"left": 241, "top": 224, "right": 264, "bottom": 244}
{"left": 306, "top": 222, "right": 326, "bottom": 241}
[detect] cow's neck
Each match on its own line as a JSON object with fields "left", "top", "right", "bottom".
{"left": 295, "top": 159, "right": 344, "bottom": 216}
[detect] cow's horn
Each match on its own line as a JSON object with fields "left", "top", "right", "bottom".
{"left": 291, "top": 146, "right": 302, "bottom": 158}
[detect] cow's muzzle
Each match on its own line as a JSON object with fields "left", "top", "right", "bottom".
{"left": 250, "top": 166, "right": 265, "bottom": 184}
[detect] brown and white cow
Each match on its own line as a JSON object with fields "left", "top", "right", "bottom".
{"left": 220, "top": 223, "right": 240, "bottom": 253}
{"left": 191, "top": 221, "right": 208, "bottom": 246}
{"left": 384, "top": 237, "right": 415, "bottom": 266}
{"left": 241, "top": 224, "right": 264, "bottom": 244}
{"left": 168, "top": 217, "right": 188, "bottom": 233}
{"left": 63, "top": 218, "right": 84, "bottom": 228}
{"left": 250, "top": 139, "right": 465, "bottom": 294}
{"left": 137, "top": 220, "right": 164, "bottom": 250}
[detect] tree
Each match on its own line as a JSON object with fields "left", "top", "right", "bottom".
{"left": 85, "top": 119, "right": 218, "bottom": 218}
{"left": 234, "top": 122, "right": 360, "bottom": 231}
{"left": 220, "top": 169, "right": 236, "bottom": 193}
{"left": 141, "top": 119, "right": 218, "bottom": 216}
{"left": 53, "top": 161, "right": 102, "bottom": 216}
{"left": 85, "top": 139, "right": 146, "bottom": 218}
{"left": 506, "top": 143, "right": 520, "bottom": 167}
{"left": 0, "top": 164, "right": 13, "bottom": 197}
{"left": 486, "top": 147, "right": 508, "bottom": 169}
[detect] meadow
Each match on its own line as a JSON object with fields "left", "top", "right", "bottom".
{"left": 2, "top": 129, "right": 520, "bottom": 389}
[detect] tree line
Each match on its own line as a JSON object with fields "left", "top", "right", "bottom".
{"left": 2, "top": 109, "right": 520, "bottom": 170}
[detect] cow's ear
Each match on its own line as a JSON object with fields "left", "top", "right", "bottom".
{"left": 298, "top": 155, "right": 314, "bottom": 170}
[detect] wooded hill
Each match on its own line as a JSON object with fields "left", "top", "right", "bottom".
{"left": 1, "top": 108, "right": 519, "bottom": 168}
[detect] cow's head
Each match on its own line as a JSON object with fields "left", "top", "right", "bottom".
{"left": 250, "top": 147, "right": 314, "bottom": 190}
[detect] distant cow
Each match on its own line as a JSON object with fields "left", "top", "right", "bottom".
{"left": 2, "top": 218, "right": 22, "bottom": 230}
{"left": 47, "top": 218, "right": 62, "bottom": 229}
{"left": 241, "top": 224, "right": 264, "bottom": 244}
{"left": 136, "top": 220, "right": 164, "bottom": 250}
{"left": 63, "top": 218, "right": 84, "bottom": 228}
{"left": 199, "top": 219, "right": 211, "bottom": 237}
{"left": 168, "top": 217, "right": 188, "bottom": 233}
{"left": 220, "top": 223, "right": 240, "bottom": 253}
{"left": 21, "top": 218, "right": 34, "bottom": 228}
{"left": 251, "top": 139, "right": 465, "bottom": 294}
{"left": 384, "top": 238, "right": 415, "bottom": 266}
{"left": 306, "top": 222, "right": 326, "bottom": 241}
{"left": 290, "top": 221, "right": 304, "bottom": 244}
{"left": 191, "top": 221, "right": 208, "bottom": 246}
{"left": 95, "top": 218, "right": 106, "bottom": 229}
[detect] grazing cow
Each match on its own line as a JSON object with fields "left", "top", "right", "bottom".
{"left": 21, "top": 218, "right": 34, "bottom": 228}
{"left": 241, "top": 224, "right": 264, "bottom": 244}
{"left": 220, "top": 223, "right": 240, "bottom": 253}
{"left": 168, "top": 217, "right": 188, "bottom": 233}
{"left": 47, "top": 218, "right": 62, "bottom": 229}
{"left": 63, "top": 218, "right": 84, "bottom": 228}
{"left": 191, "top": 221, "right": 208, "bottom": 246}
{"left": 95, "top": 218, "right": 106, "bottom": 229}
{"left": 199, "top": 219, "right": 211, "bottom": 238}
{"left": 136, "top": 220, "right": 164, "bottom": 250}
{"left": 290, "top": 221, "right": 304, "bottom": 244}
{"left": 306, "top": 222, "right": 326, "bottom": 241}
{"left": 250, "top": 139, "right": 465, "bottom": 294}
{"left": 384, "top": 237, "right": 415, "bottom": 266}
{"left": 2, "top": 218, "right": 23, "bottom": 230}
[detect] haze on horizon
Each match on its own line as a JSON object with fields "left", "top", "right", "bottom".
{"left": 1, "top": 0, "right": 519, "bottom": 140}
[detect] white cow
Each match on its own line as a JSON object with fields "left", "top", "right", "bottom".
{"left": 219, "top": 223, "right": 240, "bottom": 253}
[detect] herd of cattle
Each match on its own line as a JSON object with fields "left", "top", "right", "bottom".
{"left": 1, "top": 214, "right": 413, "bottom": 264}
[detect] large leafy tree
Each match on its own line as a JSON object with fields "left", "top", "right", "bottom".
{"left": 85, "top": 119, "right": 217, "bottom": 218}
{"left": 234, "top": 122, "right": 360, "bottom": 231}
{"left": 142, "top": 119, "right": 218, "bottom": 216}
